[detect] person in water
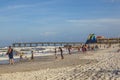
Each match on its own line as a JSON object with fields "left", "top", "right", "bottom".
{"left": 31, "top": 51, "right": 34, "bottom": 60}
{"left": 6, "top": 46, "right": 14, "bottom": 65}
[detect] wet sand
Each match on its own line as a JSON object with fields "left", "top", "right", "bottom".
{"left": 0, "top": 53, "right": 97, "bottom": 74}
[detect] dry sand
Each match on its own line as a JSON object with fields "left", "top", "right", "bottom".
{"left": 0, "top": 47, "right": 120, "bottom": 80}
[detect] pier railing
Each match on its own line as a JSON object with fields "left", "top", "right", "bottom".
{"left": 12, "top": 42, "right": 84, "bottom": 47}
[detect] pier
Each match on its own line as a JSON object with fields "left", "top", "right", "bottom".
{"left": 97, "top": 38, "right": 120, "bottom": 44}
{"left": 12, "top": 42, "right": 83, "bottom": 47}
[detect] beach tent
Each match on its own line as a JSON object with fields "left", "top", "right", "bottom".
{"left": 86, "top": 34, "right": 97, "bottom": 44}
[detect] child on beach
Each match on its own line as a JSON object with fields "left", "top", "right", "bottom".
{"left": 20, "top": 52, "right": 23, "bottom": 61}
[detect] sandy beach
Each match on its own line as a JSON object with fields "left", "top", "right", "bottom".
{"left": 0, "top": 0, "right": 120, "bottom": 79}
{"left": 0, "top": 46, "right": 120, "bottom": 80}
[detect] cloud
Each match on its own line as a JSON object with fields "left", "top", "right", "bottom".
{"left": 40, "top": 32, "right": 57, "bottom": 36}
{"left": 0, "top": 0, "right": 56, "bottom": 12}
{"left": 67, "top": 18, "right": 120, "bottom": 25}
{"left": 66, "top": 18, "right": 120, "bottom": 37}
{"left": 7, "top": 5, "right": 33, "bottom": 9}
{"left": 6, "top": 4, "right": 35, "bottom": 9}
{"left": 0, "top": 4, "right": 35, "bottom": 12}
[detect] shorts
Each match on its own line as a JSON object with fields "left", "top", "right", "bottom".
{"left": 8, "top": 54, "right": 13, "bottom": 59}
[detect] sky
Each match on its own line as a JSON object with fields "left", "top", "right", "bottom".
{"left": 0, "top": 0, "right": 120, "bottom": 46}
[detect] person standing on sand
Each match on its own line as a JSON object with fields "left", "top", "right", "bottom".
{"left": 55, "top": 48, "right": 57, "bottom": 59}
{"left": 59, "top": 47, "right": 64, "bottom": 59}
{"left": 6, "top": 46, "right": 14, "bottom": 65}
{"left": 68, "top": 47, "right": 71, "bottom": 55}
{"left": 31, "top": 51, "right": 34, "bottom": 60}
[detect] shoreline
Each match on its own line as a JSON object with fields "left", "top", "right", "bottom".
{"left": 0, "top": 52, "right": 98, "bottom": 74}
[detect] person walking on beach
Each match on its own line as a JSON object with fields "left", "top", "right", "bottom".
{"left": 31, "top": 51, "right": 34, "bottom": 60}
{"left": 59, "top": 47, "right": 64, "bottom": 59}
{"left": 6, "top": 46, "right": 14, "bottom": 65}
{"left": 55, "top": 48, "right": 57, "bottom": 59}
{"left": 68, "top": 47, "right": 71, "bottom": 55}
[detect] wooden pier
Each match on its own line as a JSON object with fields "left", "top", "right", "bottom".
{"left": 97, "top": 38, "right": 120, "bottom": 44}
{"left": 12, "top": 42, "right": 83, "bottom": 47}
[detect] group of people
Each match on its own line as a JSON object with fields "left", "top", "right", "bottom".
{"left": 6, "top": 46, "right": 64, "bottom": 65}
{"left": 54, "top": 47, "right": 64, "bottom": 59}
{"left": 54, "top": 44, "right": 99, "bottom": 60}
{"left": 77, "top": 44, "right": 99, "bottom": 52}
{"left": 6, "top": 44, "right": 99, "bottom": 65}
{"left": 6, "top": 46, "right": 34, "bottom": 65}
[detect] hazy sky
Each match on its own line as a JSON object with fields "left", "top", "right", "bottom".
{"left": 0, "top": 0, "right": 120, "bottom": 46}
